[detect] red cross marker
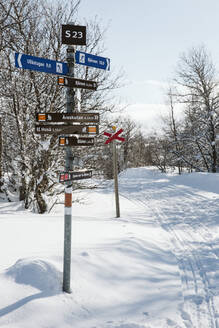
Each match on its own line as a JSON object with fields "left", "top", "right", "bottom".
{"left": 104, "top": 128, "right": 125, "bottom": 144}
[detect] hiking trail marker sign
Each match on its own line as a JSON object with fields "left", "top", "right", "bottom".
{"left": 15, "top": 53, "right": 68, "bottom": 75}
{"left": 57, "top": 76, "right": 97, "bottom": 90}
{"left": 59, "top": 136, "right": 95, "bottom": 146}
{"left": 36, "top": 112, "right": 99, "bottom": 124}
{"left": 103, "top": 128, "right": 125, "bottom": 144}
{"left": 103, "top": 127, "right": 125, "bottom": 219}
{"left": 35, "top": 124, "right": 98, "bottom": 135}
{"left": 59, "top": 170, "right": 92, "bottom": 182}
{"left": 75, "top": 50, "right": 110, "bottom": 71}
{"left": 61, "top": 25, "right": 86, "bottom": 45}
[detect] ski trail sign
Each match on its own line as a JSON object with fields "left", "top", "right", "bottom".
{"left": 15, "top": 53, "right": 68, "bottom": 75}
{"left": 75, "top": 51, "right": 110, "bottom": 71}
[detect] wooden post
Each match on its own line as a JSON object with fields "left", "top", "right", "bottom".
{"left": 112, "top": 139, "right": 120, "bottom": 218}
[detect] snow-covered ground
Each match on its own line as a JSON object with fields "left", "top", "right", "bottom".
{"left": 0, "top": 167, "right": 219, "bottom": 328}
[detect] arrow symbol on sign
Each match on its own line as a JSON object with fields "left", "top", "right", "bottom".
{"left": 106, "top": 58, "right": 110, "bottom": 71}
{"left": 17, "top": 53, "right": 22, "bottom": 68}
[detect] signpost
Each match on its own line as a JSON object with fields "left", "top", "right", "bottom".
{"left": 36, "top": 112, "right": 99, "bottom": 123}
{"left": 75, "top": 50, "right": 110, "bottom": 71}
{"left": 62, "top": 42, "right": 75, "bottom": 295}
{"left": 15, "top": 53, "right": 68, "bottom": 75}
{"left": 14, "top": 22, "right": 110, "bottom": 295}
{"left": 59, "top": 170, "right": 92, "bottom": 182}
{"left": 104, "top": 127, "right": 125, "bottom": 218}
{"left": 59, "top": 136, "right": 95, "bottom": 146}
{"left": 35, "top": 124, "right": 99, "bottom": 135}
{"left": 58, "top": 76, "right": 97, "bottom": 90}
{"left": 62, "top": 25, "right": 86, "bottom": 45}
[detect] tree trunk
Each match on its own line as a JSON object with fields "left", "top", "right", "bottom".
{"left": 35, "top": 189, "right": 47, "bottom": 214}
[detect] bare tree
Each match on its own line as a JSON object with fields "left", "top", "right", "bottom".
{"left": 0, "top": 0, "right": 124, "bottom": 212}
{"left": 173, "top": 46, "right": 219, "bottom": 172}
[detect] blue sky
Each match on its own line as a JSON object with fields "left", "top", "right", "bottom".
{"left": 77, "top": 0, "right": 219, "bottom": 130}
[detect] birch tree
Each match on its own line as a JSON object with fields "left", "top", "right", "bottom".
{"left": 0, "top": 0, "right": 124, "bottom": 212}
{"left": 174, "top": 46, "right": 219, "bottom": 172}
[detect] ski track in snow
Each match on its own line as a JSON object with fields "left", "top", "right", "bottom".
{"left": 119, "top": 170, "right": 219, "bottom": 328}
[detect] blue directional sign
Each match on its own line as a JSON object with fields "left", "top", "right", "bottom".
{"left": 15, "top": 53, "right": 69, "bottom": 76}
{"left": 75, "top": 51, "right": 110, "bottom": 71}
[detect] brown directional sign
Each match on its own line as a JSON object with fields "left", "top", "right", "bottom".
{"left": 59, "top": 170, "right": 92, "bottom": 182}
{"left": 36, "top": 112, "right": 99, "bottom": 123}
{"left": 59, "top": 136, "right": 95, "bottom": 146}
{"left": 57, "top": 76, "right": 97, "bottom": 90}
{"left": 61, "top": 25, "right": 86, "bottom": 45}
{"left": 35, "top": 124, "right": 99, "bottom": 135}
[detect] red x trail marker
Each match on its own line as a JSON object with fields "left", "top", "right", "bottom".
{"left": 104, "top": 128, "right": 125, "bottom": 144}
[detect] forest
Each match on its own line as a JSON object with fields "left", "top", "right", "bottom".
{"left": 1, "top": 0, "right": 219, "bottom": 213}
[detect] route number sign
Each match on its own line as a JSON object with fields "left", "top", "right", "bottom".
{"left": 61, "top": 25, "right": 86, "bottom": 45}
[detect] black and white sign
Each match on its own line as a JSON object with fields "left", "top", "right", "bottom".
{"left": 61, "top": 25, "right": 86, "bottom": 45}
{"left": 59, "top": 136, "right": 95, "bottom": 146}
{"left": 35, "top": 124, "right": 99, "bottom": 135}
{"left": 58, "top": 76, "right": 97, "bottom": 90}
{"left": 59, "top": 170, "right": 92, "bottom": 182}
{"left": 36, "top": 112, "right": 99, "bottom": 123}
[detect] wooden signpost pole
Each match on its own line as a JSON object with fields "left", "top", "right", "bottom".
{"left": 104, "top": 127, "right": 125, "bottom": 218}
{"left": 112, "top": 139, "right": 120, "bottom": 218}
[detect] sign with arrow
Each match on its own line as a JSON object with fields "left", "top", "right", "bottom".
{"left": 59, "top": 136, "right": 95, "bottom": 146}
{"left": 57, "top": 76, "right": 97, "bottom": 90}
{"left": 59, "top": 170, "right": 92, "bottom": 182}
{"left": 35, "top": 124, "right": 99, "bottom": 135}
{"left": 15, "top": 53, "right": 68, "bottom": 75}
{"left": 75, "top": 50, "right": 110, "bottom": 71}
{"left": 36, "top": 112, "right": 99, "bottom": 123}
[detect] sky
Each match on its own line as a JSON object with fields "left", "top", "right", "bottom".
{"left": 77, "top": 0, "right": 219, "bottom": 132}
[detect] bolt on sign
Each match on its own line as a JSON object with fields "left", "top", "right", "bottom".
{"left": 36, "top": 112, "right": 99, "bottom": 124}
{"left": 61, "top": 25, "right": 86, "bottom": 45}
{"left": 59, "top": 170, "right": 92, "bottom": 182}
{"left": 59, "top": 136, "right": 95, "bottom": 146}
{"left": 57, "top": 76, "right": 97, "bottom": 90}
{"left": 35, "top": 124, "right": 99, "bottom": 135}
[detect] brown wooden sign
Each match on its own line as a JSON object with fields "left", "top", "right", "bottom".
{"left": 36, "top": 112, "right": 99, "bottom": 123}
{"left": 59, "top": 170, "right": 92, "bottom": 182}
{"left": 58, "top": 76, "right": 97, "bottom": 90}
{"left": 35, "top": 124, "right": 99, "bottom": 135}
{"left": 59, "top": 136, "right": 95, "bottom": 146}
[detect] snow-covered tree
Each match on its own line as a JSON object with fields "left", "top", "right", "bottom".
{"left": 0, "top": 0, "right": 124, "bottom": 212}
{"left": 174, "top": 46, "right": 219, "bottom": 172}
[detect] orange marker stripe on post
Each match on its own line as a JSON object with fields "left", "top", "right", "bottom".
{"left": 65, "top": 186, "right": 72, "bottom": 215}
{"left": 65, "top": 193, "right": 72, "bottom": 207}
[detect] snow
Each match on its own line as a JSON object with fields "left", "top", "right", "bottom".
{"left": 0, "top": 167, "right": 219, "bottom": 328}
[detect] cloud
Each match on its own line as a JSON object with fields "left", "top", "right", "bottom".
{"left": 124, "top": 79, "right": 170, "bottom": 89}
{"left": 118, "top": 102, "right": 184, "bottom": 133}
